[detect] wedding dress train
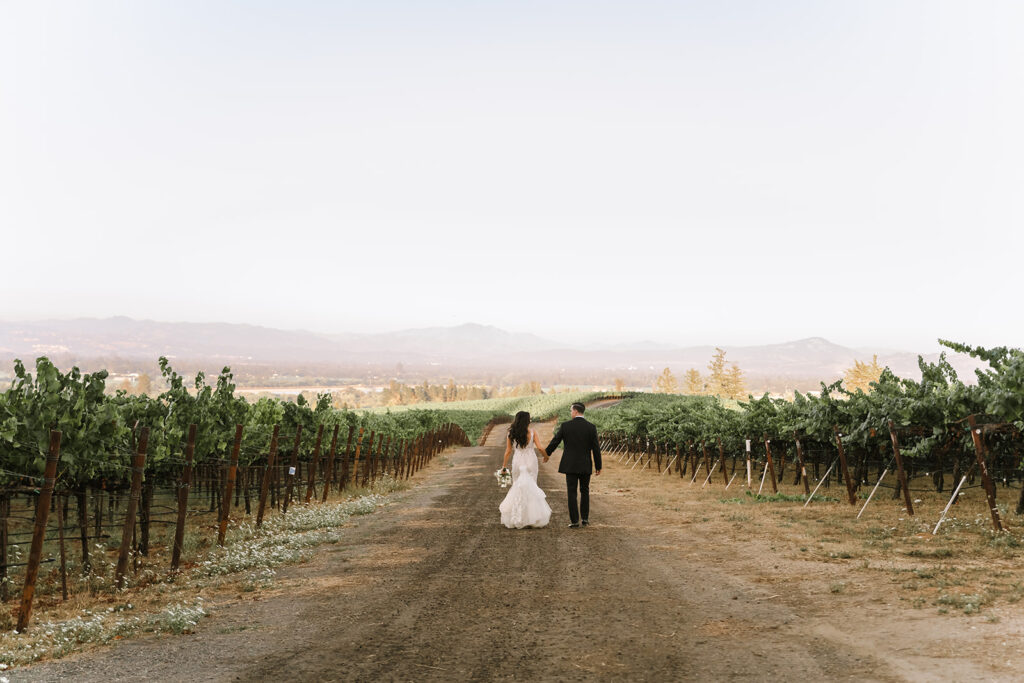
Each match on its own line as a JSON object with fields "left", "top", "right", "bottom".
{"left": 499, "top": 430, "right": 552, "bottom": 529}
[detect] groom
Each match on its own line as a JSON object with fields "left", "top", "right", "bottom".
{"left": 544, "top": 402, "right": 602, "bottom": 528}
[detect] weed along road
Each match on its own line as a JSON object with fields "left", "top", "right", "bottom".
{"left": 18, "top": 421, "right": 1011, "bottom": 681}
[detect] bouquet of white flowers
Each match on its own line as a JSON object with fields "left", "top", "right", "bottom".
{"left": 494, "top": 467, "right": 512, "bottom": 488}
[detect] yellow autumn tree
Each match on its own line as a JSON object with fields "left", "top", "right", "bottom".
{"left": 843, "top": 355, "right": 885, "bottom": 393}
{"left": 706, "top": 348, "right": 730, "bottom": 396}
{"left": 683, "top": 369, "right": 704, "bottom": 395}
{"left": 654, "top": 367, "right": 678, "bottom": 394}
{"left": 724, "top": 363, "right": 747, "bottom": 399}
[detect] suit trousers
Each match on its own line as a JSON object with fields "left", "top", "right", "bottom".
{"left": 564, "top": 473, "right": 592, "bottom": 524}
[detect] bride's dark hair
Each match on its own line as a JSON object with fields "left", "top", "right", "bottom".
{"left": 508, "top": 411, "right": 531, "bottom": 448}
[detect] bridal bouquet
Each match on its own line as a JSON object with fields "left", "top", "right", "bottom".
{"left": 494, "top": 467, "right": 512, "bottom": 488}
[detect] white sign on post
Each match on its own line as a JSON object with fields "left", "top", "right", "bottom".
{"left": 288, "top": 467, "right": 296, "bottom": 475}
{"left": 745, "top": 439, "right": 751, "bottom": 452}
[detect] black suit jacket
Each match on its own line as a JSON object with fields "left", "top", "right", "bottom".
{"left": 546, "top": 417, "right": 602, "bottom": 474}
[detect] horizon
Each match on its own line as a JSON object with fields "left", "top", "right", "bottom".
{"left": 0, "top": 313, "right": 983, "bottom": 356}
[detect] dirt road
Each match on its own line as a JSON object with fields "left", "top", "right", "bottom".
{"left": 15, "top": 420, "right": 1007, "bottom": 681}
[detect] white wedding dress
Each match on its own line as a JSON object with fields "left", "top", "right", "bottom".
{"left": 499, "top": 430, "right": 552, "bottom": 529}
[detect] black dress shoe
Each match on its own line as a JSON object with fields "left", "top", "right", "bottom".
{"left": 568, "top": 522, "right": 580, "bottom": 528}
{"left": 581, "top": 519, "right": 589, "bottom": 526}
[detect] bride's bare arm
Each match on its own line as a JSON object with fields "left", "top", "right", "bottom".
{"left": 533, "top": 430, "right": 549, "bottom": 462}
{"left": 501, "top": 436, "right": 513, "bottom": 469}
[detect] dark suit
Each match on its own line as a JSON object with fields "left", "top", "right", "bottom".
{"left": 546, "top": 416, "right": 602, "bottom": 524}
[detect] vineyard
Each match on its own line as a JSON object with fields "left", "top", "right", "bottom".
{"left": 0, "top": 356, "right": 484, "bottom": 638}
{"left": 369, "top": 390, "right": 621, "bottom": 439}
{"left": 588, "top": 341, "right": 1024, "bottom": 533}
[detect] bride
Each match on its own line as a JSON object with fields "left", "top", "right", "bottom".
{"left": 499, "top": 411, "right": 552, "bottom": 529}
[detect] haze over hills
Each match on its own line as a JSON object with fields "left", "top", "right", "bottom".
{"left": 0, "top": 317, "right": 986, "bottom": 387}
{"left": 0, "top": 319, "right": 563, "bottom": 363}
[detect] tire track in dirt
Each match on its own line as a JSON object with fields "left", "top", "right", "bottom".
{"left": 19, "top": 429, "right": 899, "bottom": 682}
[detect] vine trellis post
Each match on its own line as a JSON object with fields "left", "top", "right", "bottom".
{"left": 16, "top": 430, "right": 61, "bottom": 632}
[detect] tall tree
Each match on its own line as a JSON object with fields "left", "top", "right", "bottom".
{"left": 843, "top": 355, "right": 884, "bottom": 393}
{"left": 135, "top": 373, "right": 153, "bottom": 396}
{"left": 684, "top": 369, "right": 704, "bottom": 394}
{"left": 724, "top": 363, "right": 746, "bottom": 399}
{"left": 706, "top": 348, "right": 730, "bottom": 396}
{"left": 654, "top": 367, "right": 678, "bottom": 394}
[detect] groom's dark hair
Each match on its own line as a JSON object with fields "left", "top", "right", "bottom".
{"left": 571, "top": 402, "right": 585, "bottom": 414}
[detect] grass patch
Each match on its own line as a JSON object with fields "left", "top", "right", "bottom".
{"left": 0, "top": 599, "right": 206, "bottom": 666}
{"left": 936, "top": 592, "right": 985, "bottom": 614}
{"left": 905, "top": 548, "right": 954, "bottom": 559}
{"left": 720, "top": 490, "right": 837, "bottom": 505}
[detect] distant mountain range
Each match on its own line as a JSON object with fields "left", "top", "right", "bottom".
{"left": 0, "top": 317, "right": 986, "bottom": 383}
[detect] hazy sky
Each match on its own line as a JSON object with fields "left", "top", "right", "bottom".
{"left": 2, "top": 1, "right": 1022, "bottom": 351}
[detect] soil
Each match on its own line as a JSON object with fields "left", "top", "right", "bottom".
{"left": 14, "top": 419, "right": 1024, "bottom": 682}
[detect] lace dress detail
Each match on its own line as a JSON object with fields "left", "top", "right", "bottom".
{"left": 499, "top": 430, "right": 552, "bottom": 529}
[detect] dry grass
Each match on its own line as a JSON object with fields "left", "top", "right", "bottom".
{"left": 0, "top": 466, "right": 429, "bottom": 666}
{"left": 596, "top": 454, "right": 1024, "bottom": 616}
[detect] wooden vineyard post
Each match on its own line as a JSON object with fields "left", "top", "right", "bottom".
{"left": 74, "top": 490, "right": 89, "bottom": 575}
{"left": 793, "top": 432, "right": 811, "bottom": 497}
{"left": 833, "top": 427, "right": 858, "bottom": 506}
{"left": 352, "top": 428, "right": 365, "bottom": 487}
{"left": 370, "top": 432, "right": 382, "bottom": 481}
{"left": 171, "top": 423, "right": 198, "bottom": 570}
{"left": 887, "top": 420, "right": 915, "bottom": 516}
{"left": 762, "top": 435, "right": 778, "bottom": 494}
{"left": 967, "top": 415, "right": 1003, "bottom": 532}
{"left": 405, "top": 437, "right": 417, "bottom": 479}
{"left": 373, "top": 434, "right": 385, "bottom": 480}
{"left": 382, "top": 435, "right": 392, "bottom": 480}
{"left": 415, "top": 434, "right": 426, "bottom": 475}
{"left": 256, "top": 425, "right": 281, "bottom": 528}
{"left": 218, "top": 424, "right": 244, "bottom": 546}
{"left": 363, "top": 431, "right": 378, "bottom": 484}
{"left": 282, "top": 425, "right": 304, "bottom": 514}
{"left": 304, "top": 424, "right": 325, "bottom": 503}
{"left": 57, "top": 493, "right": 68, "bottom": 600}
{"left": 371, "top": 431, "right": 383, "bottom": 481}
{"left": 115, "top": 427, "right": 148, "bottom": 592}
{"left": 393, "top": 440, "right": 405, "bottom": 478}
{"left": 321, "top": 425, "right": 340, "bottom": 503}
{"left": 717, "top": 439, "right": 729, "bottom": 484}
{"left": 419, "top": 434, "right": 427, "bottom": 474}
{"left": 1, "top": 494, "right": 9, "bottom": 600}
{"left": 400, "top": 438, "right": 409, "bottom": 480}
{"left": 340, "top": 425, "right": 356, "bottom": 490}
{"left": 16, "top": 430, "right": 62, "bottom": 631}
{"left": 410, "top": 435, "right": 419, "bottom": 476}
